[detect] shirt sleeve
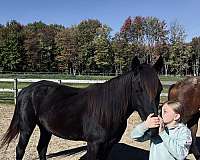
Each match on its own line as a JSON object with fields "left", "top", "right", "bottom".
{"left": 159, "top": 126, "right": 192, "bottom": 160}
{"left": 130, "top": 122, "right": 150, "bottom": 142}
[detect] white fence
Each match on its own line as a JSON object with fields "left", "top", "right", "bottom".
{"left": 0, "top": 78, "right": 176, "bottom": 104}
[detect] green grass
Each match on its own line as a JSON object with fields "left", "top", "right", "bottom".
{"left": 0, "top": 82, "right": 91, "bottom": 104}
{"left": 65, "top": 83, "right": 90, "bottom": 88}
{"left": 0, "top": 82, "right": 32, "bottom": 89}
{"left": 159, "top": 75, "right": 184, "bottom": 81}
{"left": 0, "top": 73, "right": 114, "bottom": 80}
{"left": 0, "top": 92, "right": 14, "bottom": 104}
{"left": 0, "top": 82, "right": 13, "bottom": 88}
{"left": 0, "top": 82, "right": 90, "bottom": 89}
{"left": 160, "top": 96, "right": 168, "bottom": 103}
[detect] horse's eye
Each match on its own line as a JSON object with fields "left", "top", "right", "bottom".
{"left": 136, "top": 87, "right": 143, "bottom": 93}
{"left": 136, "top": 89, "right": 140, "bottom": 93}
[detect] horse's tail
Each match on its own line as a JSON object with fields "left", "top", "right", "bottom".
{"left": 0, "top": 94, "right": 21, "bottom": 149}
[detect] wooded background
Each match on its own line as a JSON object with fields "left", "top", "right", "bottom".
{"left": 0, "top": 16, "right": 199, "bottom": 76}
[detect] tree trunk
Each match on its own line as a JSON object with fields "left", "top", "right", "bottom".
{"left": 164, "top": 64, "right": 168, "bottom": 76}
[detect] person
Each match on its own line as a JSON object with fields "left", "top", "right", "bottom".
{"left": 130, "top": 100, "right": 192, "bottom": 160}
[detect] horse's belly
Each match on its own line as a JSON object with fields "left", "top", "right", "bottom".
{"left": 40, "top": 114, "right": 85, "bottom": 141}
{"left": 52, "top": 131, "right": 84, "bottom": 141}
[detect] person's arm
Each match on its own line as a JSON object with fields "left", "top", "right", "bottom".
{"left": 130, "top": 113, "right": 160, "bottom": 142}
{"left": 130, "top": 122, "right": 150, "bottom": 142}
{"left": 159, "top": 127, "right": 192, "bottom": 160}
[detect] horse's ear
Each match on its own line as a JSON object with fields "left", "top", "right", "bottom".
{"left": 131, "top": 56, "right": 140, "bottom": 74}
{"left": 153, "top": 56, "right": 164, "bottom": 73}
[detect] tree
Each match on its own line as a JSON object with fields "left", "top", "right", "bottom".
{"left": 169, "top": 20, "right": 187, "bottom": 43}
{"left": 167, "top": 20, "right": 190, "bottom": 75}
{"left": 168, "top": 42, "right": 191, "bottom": 75}
{"left": 120, "top": 16, "right": 168, "bottom": 63}
{"left": 0, "top": 20, "right": 25, "bottom": 71}
{"left": 111, "top": 33, "right": 127, "bottom": 75}
{"left": 76, "top": 19, "right": 102, "bottom": 73}
{"left": 143, "top": 17, "right": 168, "bottom": 63}
{"left": 23, "top": 29, "right": 39, "bottom": 71}
{"left": 190, "top": 37, "right": 200, "bottom": 76}
{"left": 112, "top": 33, "right": 141, "bottom": 74}
{"left": 55, "top": 27, "right": 79, "bottom": 74}
{"left": 94, "top": 25, "right": 114, "bottom": 73}
{"left": 24, "top": 22, "right": 59, "bottom": 71}
{"left": 0, "top": 25, "right": 5, "bottom": 70}
{"left": 38, "top": 26, "right": 59, "bottom": 72}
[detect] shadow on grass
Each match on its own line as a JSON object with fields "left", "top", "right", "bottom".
{"left": 46, "top": 146, "right": 87, "bottom": 159}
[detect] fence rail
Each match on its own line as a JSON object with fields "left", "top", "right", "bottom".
{"left": 0, "top": 78, "right": 175, "bottom": 104}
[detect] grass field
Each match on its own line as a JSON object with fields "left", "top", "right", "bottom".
{"left": 0, "top": 73, "right": 114, "bottom": 80}
{"left": 0, "top": 72, "right": 185, "bottom": 80}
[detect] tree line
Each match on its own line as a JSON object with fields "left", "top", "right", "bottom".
{"left": 0, "top": 16, "right": 199, "bottom": 76}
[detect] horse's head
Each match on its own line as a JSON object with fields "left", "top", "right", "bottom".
{"left": 131, "top": 56, "right": 163, "bottom": 121}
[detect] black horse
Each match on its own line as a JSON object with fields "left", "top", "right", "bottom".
{"left": 1, "top": 56, "right": 163, "bottom": 160}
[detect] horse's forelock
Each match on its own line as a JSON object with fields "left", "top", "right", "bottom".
{"left": 140, "top": 64, "right": 160, "bottom": 102}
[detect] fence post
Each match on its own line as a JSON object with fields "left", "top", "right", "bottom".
{"left": 14, "top": 78, "right": 18, "bottom": 104}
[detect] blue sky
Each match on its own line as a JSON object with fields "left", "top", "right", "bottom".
{"left": 0, "top": 0, "right": 199, "bottom": 42}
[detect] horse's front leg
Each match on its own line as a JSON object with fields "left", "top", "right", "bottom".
{"left": 79, "top": 141, "right": 101, "bottom": 160}
{"left": 98, "top": 123, "right": 128, "bottom": 160}
{"left": 97, "top": 142, "right": 114, "bottom": 160}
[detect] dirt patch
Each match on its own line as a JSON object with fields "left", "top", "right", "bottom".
{"left": 0, "top": 104, "right": 198, "bottom": 160}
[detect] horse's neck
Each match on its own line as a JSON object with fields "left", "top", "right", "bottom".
{"left": 105, "top": 77, "right": 133, "bottom": 114}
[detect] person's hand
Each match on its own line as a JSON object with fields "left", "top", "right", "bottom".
{"left": 144, "top": 113, "right": 160, "bottom": 129}
{"left": 158, "top": 116, "right": 165, "bottom": 133}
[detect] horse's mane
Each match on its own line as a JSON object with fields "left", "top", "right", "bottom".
{"left": 85, "top": 64, "right": 159, "bottom": 129}
{"left": 140, "top": 64, "right": 161, "bottom": 101}
{"left": 85, "top": 71, "right": 134, "bottom": 128}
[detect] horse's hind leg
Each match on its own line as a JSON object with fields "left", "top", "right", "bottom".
{"left": 16, "top": 121, "right": 36, "bottom": 160}
{"left": 37, "top": 125, "right": 52, "bottom": 160}
{"left": 16, "top": 99, "right": 37, "bottom": 160}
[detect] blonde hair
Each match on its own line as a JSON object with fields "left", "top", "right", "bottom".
{"left": 163, "top": 100, "right": 184, "bottom": 122}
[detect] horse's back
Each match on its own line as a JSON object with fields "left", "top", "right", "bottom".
{"left": 175, "top": 77, "right": 200, "bottom": 105}
{"left": 17, "top": 80, "right": 81, "bottom": 114}
{"left": 19, "top": 80, "right": 80, "bottom": 97}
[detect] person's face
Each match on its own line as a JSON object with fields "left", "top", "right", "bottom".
{"left": 161, "top": 104, "right": 179, "bottom": 124}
